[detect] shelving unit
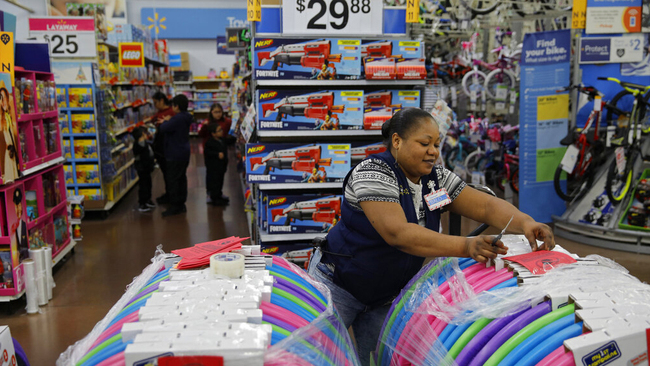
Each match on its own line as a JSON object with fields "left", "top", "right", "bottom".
{"left": 174, "top": 76, "right": 233, "bottom": 136}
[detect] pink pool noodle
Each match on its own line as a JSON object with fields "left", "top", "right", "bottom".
{"left": 91, "top": 312, "right": 140, "bottom": 349}
{"left": 535, "top": 345, "right": 567, "bottom": 366}
{"left": 261, "top": 302, "right": 310, "bottom": 329}
{"left": 555, "top": 351, "right": 576, "bottom": 366}
{"left": 96, "top": 352, "right": 125, "bottom": 366}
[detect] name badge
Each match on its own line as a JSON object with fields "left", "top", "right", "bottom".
{"left": 424, "top": 189, "right": 451, "bottom": 211}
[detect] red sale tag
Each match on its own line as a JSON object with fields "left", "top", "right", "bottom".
{"left": 503, "top": 251, "right": 577, "bottom": 275}
{"left": 158, "top": 355, "right": 224, "bottom": 366}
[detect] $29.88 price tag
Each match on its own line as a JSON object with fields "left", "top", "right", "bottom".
{"left": 283, "top": 0, "right": 383, "bottom": 35}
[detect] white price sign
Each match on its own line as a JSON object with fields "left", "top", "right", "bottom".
{"left": 29, "top": 17, "right": 97, "bottom": 58}
{"left": 283, "top": 0, "right": 383, "bottom": 35}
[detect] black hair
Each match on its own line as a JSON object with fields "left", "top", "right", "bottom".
{"left": 381, "top": 108, "right": 435, "bottom": 148}
{"left": 172, "top": 94, "right": 189, "bottom": 112}
{"left": 13, "top": 188, "right": 22, "bottom": 205}
{"left": 208, "top": 103, "right": 224, "bottom": 123}
{"left": 208, "top": 123, "right": 222, "bottom": 134}
{"left": 131, "top": 126, "right": 145, "bottom": 141}
{"left": 152, "top": 92, "right": 170, "bottom": 106}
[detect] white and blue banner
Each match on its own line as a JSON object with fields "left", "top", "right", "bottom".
{"left": 519, "top": 30, "right": 571, "bottom": 222}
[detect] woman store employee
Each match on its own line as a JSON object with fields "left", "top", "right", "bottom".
{"left": 307, "top": 108, "right": 555, "bottom": 366}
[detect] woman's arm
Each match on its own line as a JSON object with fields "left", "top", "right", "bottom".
{"left": 359, "top": 200, "right": 507, "bottom": 262}
{"left": 447, "top": 186, "right": 555, "bottom": 251}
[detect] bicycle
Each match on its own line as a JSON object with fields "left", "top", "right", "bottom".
{"left": 599, "top": 77, "right": 650, "bottom": 205}
{"left": 553, "top": 84, "right": 617, "bottom": 201}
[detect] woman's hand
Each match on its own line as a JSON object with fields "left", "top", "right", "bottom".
{"left": 464, "top": 236, "right": 508, "bottom": 263}
{"left": 521, "top": 221, "right": 555, "bottom": 251}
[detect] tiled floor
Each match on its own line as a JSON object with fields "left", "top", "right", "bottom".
{"left": 0, "top": 140, "right": 648, "bottom": 365}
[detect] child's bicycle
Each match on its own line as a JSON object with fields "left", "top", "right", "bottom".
{"left": 599, "top": 77, "right": 650, "bottom": 205}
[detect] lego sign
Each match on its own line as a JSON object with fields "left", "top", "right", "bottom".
{"left": 29, "top": 17, "right": 97, "bottom": 58}
{"left": 119, "top": 42, "right": 145, "bottom": 68}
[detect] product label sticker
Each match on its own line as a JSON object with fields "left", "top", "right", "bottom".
{"left": 561, "top": 144, "right": 580, "bottom": 173}
{"left": 424, "top": 188, "right": 451, "bottom": 211}
{"left": 581, "top": 341, "right": 621, "bottom": 366}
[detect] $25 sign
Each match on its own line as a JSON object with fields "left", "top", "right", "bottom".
{"left": 283, "top": 0, "right": 383, "bottom": 35}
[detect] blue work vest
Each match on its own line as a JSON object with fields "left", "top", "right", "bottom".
{"left": 323, "top": 150, "right": 442, "bottom": 306}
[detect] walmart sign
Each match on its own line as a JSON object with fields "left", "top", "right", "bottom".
{"left": 141, "top": 8, "right": 247, "bottom": 39}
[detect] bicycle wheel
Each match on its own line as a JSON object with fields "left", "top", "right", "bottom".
{"left": 465, "top": 149, "right": 485, "bottom": 171}
{"left": 553, "top": 163, "right": 594, "bottom": 202}
{"left": 543, "top": 0, "right": 573, "bottom": 11}
{"left": 512, "top": 0, "right": 545, "bottom": 17}
{"left": 445, "top": 145, "right": 469, "bottom": 170}
{"left": 510, "top": 166, "right": 519, "bottom": 193}
{"left": 606, "top": 90, "right": 647, "bottom": 126}
{"left": 484, "top": 69, "right": 516, "bottom": 100}
{"left": 605, "top": 154, "right": 635, "bottom": 205}
{"left": 458, "top": 0, "right": 499, "bottom": 15}
{"left": 461, "top": 70, "right": 487, "bottom": 100}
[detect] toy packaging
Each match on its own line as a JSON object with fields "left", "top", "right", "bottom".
{"left": 0, "top": 252, "right": 13, "bottom": 289}
{"left": 261, "top": 242, "right": 313, "bottom": 266}
{"left": 63, "top": 139, "right": 72, "bottom": 159}
{"left": 350, "top": 142, "right": 388, "bottom": 167}
{"left": 76, "top": 164, "right": 100, "bottom": 184}
{"left": 254, "top": 38, "right": 362, "bottom": 80}
{"left": 25, "top": 190, "right": 38, "bottom": 221}
{"left": 54, "top": 215, "right": 69, "bottom": 250}
{"left": 59, "top": 114, "right": 69, "bottom": 134}
{"left": 71, "top": 114, "right": 96, "bottom": 134}
{"left": 78, "top": 188, "right": 103, "bottom": 202}
{"left": 74, "top": 139, "right": 98, "bottom": 159}
{"left": 266, "top": 194, "right": 342, "bottom": 234}
{"left": 246, "top": 143, "right": 351, "bottom": 184}
{"left": 64, "top": 164, "right": 74, "bottom": 184}
{"left": 68, "top": 88, "right": 93, "bottom": 108}
{"left": 362, "top": 40, "right": 425, "bottom": 80}
{"left": 363, "top": 90, "right": 422, "bottom": 130}
{"left": 15, "top": 78, "right": 35, "bottom": 117}
{"left": 57, "top": 88, "right": 67, "bottom": 108}
{"left": 257, "top": 89, "right": 364, "bottom": 130}
{"left": 28, "top": 227, "right": 47, "bottom": 249}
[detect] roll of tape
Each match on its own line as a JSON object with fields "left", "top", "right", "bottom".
{"left": 43, "top": 246, "right": 53, "bottom": 300}
{"left": 23, "top": 259, "right": 38, "bottom": 314}
{"left": 210, "top": 253, "right": 245, "bottom": 279}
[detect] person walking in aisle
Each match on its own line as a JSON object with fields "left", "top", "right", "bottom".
{"left": 158, "top": 95, "right": 192, "bottom": 217}
{"left": 150, "top": 92, "right": 175, "bottom": 204}
{"left": 132, "top": 127, "right": 156, "bottom": 212}
{"left": 203, "top": 123, "right": 229, "bottom": 206}
{"left": 199, "top": 103, "right": 232, "bottom": 203}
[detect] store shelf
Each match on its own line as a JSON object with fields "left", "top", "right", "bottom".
{"left": 259, "top": 232, "right": 324, "bottom": 243}
{"left": 193, "top": 79, "right": 232, "bottom": 83}
{"left": 60, "top": 107, "right": 95, "bottom": 112}
{"left": 102, "top": 177, "right": 139, "bottom": 211}
{"left": 69, "top": 158, "right": 99, "bottom": 163}
{"left": 114, "top": 99, "right": 152, "bottom": 111}
{"left": 258, "top": 182, "right": 343, "bottom": 190}
{"left": 174, "top": 81, "right": 193, "bottom": 85}
{"left": 74, "top": 183, "right": 102, "bottom": 188}
{"left": 192, "top": 109, "right": 212, "bottom": 113}
{"left": 0, "top": 289, "right": 26, "bottom": 303}
{"left": 113, "top": 124, "right": 139, "bottom": 136}
{"left": 18, "top": 110, "right": 59, "bottom": 121}
{"left": 194, "top": 89, "right": 230, "bottom": 93}
{"left": 21, "top": 156, "right": 66, "bottom": 177}
{"left": 63, "top": 133, "right": 96, "bottom": 138}
{"left": 257, "top": 130, "right": 382, "bottom": 138}
{"left": 111, "top": 144, "right": 125, "bottom": 154}
{"left": 191, "top": 98, "right": 229, "bottom": 102}
{"left": 53, "top": 239, "right": 76, "bottom": 266}
{"left": 255, "top": 79, "right": 427, "bottom": 86}
{"left": 189, "top": 132, "right": 199, "bottom": 136}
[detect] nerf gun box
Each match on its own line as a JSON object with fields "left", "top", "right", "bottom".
{"left": 363, "top": 90, "right": 422, "bottom": 130}
{"left": 362, "top": 40, "right": 425, "bottom": 80}
{"left": 267, "top": 194, "right": 342, "bottom": 234}
{"left": 257, "top": 89, "right": 364, "bottom": 130}
{"left": 350, "top": 142, "right": 388, "bottom": 167}
{"left": 254, "top": 38, "right": 362, "bottom": 80}
{"left": 246, "top": 143, "right": 351, "bottom": 184}
{"left": 261, "top": 242, "right": 315, "bottom": 266}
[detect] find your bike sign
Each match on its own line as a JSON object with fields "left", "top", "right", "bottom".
{"left": 119, "top": 42, "right": 145, "bottom": 68}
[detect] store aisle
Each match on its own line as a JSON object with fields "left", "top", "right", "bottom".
{"left": 0, "top": 140, "right": 250, "bottom": 365}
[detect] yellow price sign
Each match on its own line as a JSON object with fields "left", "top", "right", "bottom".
{"left": 406, "top": 0, "right": 420, "bottom": 23}
{"left": 248, "top": 0, "right": 261, "bottom": 22}
{"left": 0, "top": 32, "right": 14, "bottom": 85}
{"left": 572, "top": 0, "right": 586, "bottom": 29}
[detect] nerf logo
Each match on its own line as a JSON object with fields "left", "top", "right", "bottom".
{"left": 263, "top": 247, "right": 279, "bottom": 254}
{"left": 260, "top": 91, "right": 278, "bottom": 100}
{"left": 269, "top": 197, "right": 287, "bottom": 206}
{"left": 247, "top": 146, "right": 265, "bottom": 154}
{"left": 255, "top": 39, "right": 273, "bottom": 48}
{"left": 229, "top": 35, "right": 238, "bottom": 43}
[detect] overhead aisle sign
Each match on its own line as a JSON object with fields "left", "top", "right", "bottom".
{"left": 585, "top": 0, "right": 641, "bottom": 33}
{"left": 282, "top": 0, "right": 383, "bottom": 35}
{"left": 519, "top": 30, "right": 571, "bottom": 222}
{"left": 29, "top": 17, "right": 97, "bottom": 58}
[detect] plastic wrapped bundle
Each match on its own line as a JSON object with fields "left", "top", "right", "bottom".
{"left": 375, "top": 236, "right": 650, "bottom": 366}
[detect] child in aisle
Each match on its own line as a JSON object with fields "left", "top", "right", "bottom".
{"left": 199, "top": 103, "right": 232, "bottom": 203}
{"left": 150, "top": 92, "right": 175, "bottom": 204}
{"left": 132, "top": 127, "right": 156, "bottom": 212}
{"left": 204, "top": 123, "right": 229, "bottom": 206}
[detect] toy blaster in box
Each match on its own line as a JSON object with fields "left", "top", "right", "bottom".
{"left": 246, "top": 143, "right": 351, "bottom": 183}
{"left": 71, "top": 114, "right": 96, "bottom": 133}
{"left": 267, "top": 194, "right": 342, "bottom": 234}
{"left": 397, "top": 58, "right": 426, "bottom": 79}
{"left": 362, "top": 40, "right": 423, "bottom": 80}
{"left": 254, "top": 38, "right": 361, "bottom": 80}
{"left": 76, "top": 164, "right": 100, "bottom": 184}
{"left": 73, "top": 139, "right": 98, "bottom": 159}
{"left": 351, "top": 142, "right": 388, "bottom": 167}
{"left": 257, "top": 89, "right": 364, "bottom": 130}
{"left": 363, "top": 90, "right": 421, "bottom": 130}
{"left": 261, "top": 242, "right": 314, "bottom": 265}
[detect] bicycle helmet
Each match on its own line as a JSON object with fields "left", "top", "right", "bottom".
{"left": 635, "top": 179, "right": 650, "bottom": 202}
{"left": 627, "top": 206, "right": 647, "bottom": 227}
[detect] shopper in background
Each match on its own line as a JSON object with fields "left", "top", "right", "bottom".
{"left": 158, "top": 95, "right": 192, "bottom": 217}
{"left": 132, "top": 127, "right": 156, "bottom": 212}
{"left": 307, "top": 108, "right": 555, "bottom": 366}
{"left": 199, "top": 103, "right": 232, "bottom": 203}
{"left": 150, "top": 92, "right": 175, "bottom": 204}
{"left": 203, "top": 123, "right": 229, "bottom": 206}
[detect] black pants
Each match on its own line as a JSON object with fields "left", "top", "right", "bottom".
{"left": 206, "top": 165, "right": 227, "bottom": 201}
{"left": 155, "top": 154, "right": 168, "bottom": 197}
{"left": 137, "top": 168, "right": 152, "bottom": 205}
{"left": 166, "top": 160, "right": 189, "bottom": 209}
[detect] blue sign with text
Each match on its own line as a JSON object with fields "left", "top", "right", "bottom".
{"left": 580, "top": 38, "right": 611, "bottom": 62}
{"left": 140, "top": 8, "right": 247, "bottom": 39}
